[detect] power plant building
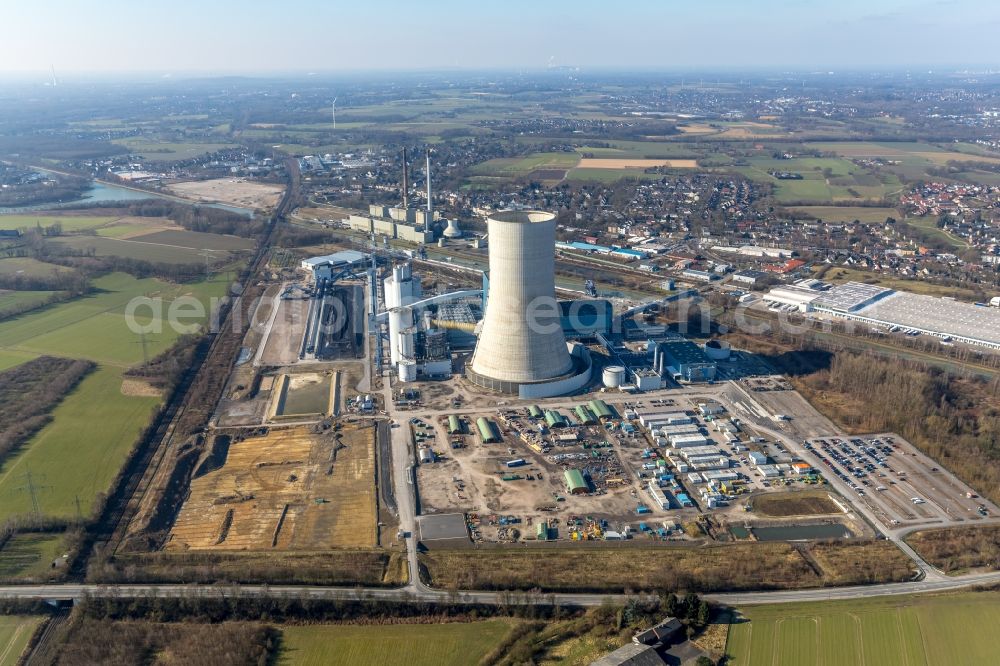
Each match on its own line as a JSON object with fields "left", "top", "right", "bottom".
{"left": 467, "top": 210, "right": 592, "bottom": 398}
{"left": 658, "top": 338, "right": 717, "bottom": 383}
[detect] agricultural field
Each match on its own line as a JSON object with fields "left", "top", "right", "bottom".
{"left": 468, "top": 152, "right": 580, "bottom": 183}
{"left": 50, "top": 229, "right": 251, "bottom": 265}
{"left": 110, "top": 138, "right": 237, "bottom": 161}
{"left": 565, "top": 167, "right": 666, "bottom": 184}
{"left": 734, "top": 156, "right": 900, "bottom": 203}
{"left": 0, "top": 365, "right": 160, "bottom": 521}
{"left": 0, "top": 214, "right": 117, "bottom": 232}
{"left": 277, "top": 621, "right": 515, "bottom": 666}
{"left": 725, "top": 591, "right": 1000, "bottom": 666}
{"left": 0, "top": 257, "right": 74, "bottom": 278}
{"left": 789, "top": 206, "right": 900, "bottom": 224}
{"left": 168, "top": 423, "right": 377, "bottom": 550}
{"left": 0, "top": 350, "right": 36, "bottom": 372}
{"left": 0, "top": 532, "right": 68, "bottom": 580}
{"left": 0, "top": 290, "right": 59, "bottom": 314}
{"left": 0, "top": 616, "right": 42, "bottom": 666}
{"left": 576, "top": 158, "right": 698, "bottom": 169}
{"left": 0, "top": 272, "right": 231, "bottom": 365}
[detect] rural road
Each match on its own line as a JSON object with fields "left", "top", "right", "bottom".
{"left": 3, "top": 569, "right": 1000, "bottom": 608}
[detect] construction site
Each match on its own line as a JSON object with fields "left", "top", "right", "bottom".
{"left": 167, "top": 423, "right": 381, "bottom": 551}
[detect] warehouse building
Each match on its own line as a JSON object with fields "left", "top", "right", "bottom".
{"left": 658, "top": 338, "right": 717, "bottom": 383}
{"left": 564, "top": 469, "right": 590, "bottom": 494}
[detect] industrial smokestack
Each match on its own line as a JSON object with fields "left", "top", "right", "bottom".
{"left": 426, "top": 152, "right": 432, "bottom": 213}
{"left": 469, "top": 210, "right": 573, "bottom": 386}
{"left": 402, "top": 147, "right": 409, "bottom": 209}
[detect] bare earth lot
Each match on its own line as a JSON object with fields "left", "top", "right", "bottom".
{"left": 167, "top": 178, "right": 285, "bottom": 210}
{"left": 168, "top": 423, "right": 378, "bottom": 551}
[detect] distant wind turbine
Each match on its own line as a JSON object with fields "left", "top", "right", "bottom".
{"left": 331, "top": 98, "right": 337, "bottom": 129}
{"left": 49, "top": 64, "right": 58, "bottom": 87}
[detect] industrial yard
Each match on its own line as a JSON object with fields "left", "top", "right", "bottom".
{"left": 167, "top": 423, "right": 380, "bottom": 551}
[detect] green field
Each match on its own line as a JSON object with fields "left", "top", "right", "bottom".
{"left": 50, "top": 233, "right": 248, "bottom": 264}
{"left": 0, "top": 532, "right": 67, "bottom": 579}
{"left": 0, "top": 290, "right": 59, "bottom": 314}
{"left": 110, "top": 138, "right": 237, "bottom": 161}
{"left": 0, "top": 215, "right": 116, "bottom": 232}
{"left": 726, "top": 591, "right": 1000, "bottom": 666}
{"left": 814, "top": 265, "right": 980, "bottom": 300}
{"left": 0, "top": 350, "right": 37, "bottom": 372}
{"left": 469, "top": 151, "right": 580, "bottom": 178}
{"left": 735, "top": 156, "right": 900, "bottom": 203}
{"left": 566, "top": 167, "right": 666, "bottom": 183}
{"left": 790, "top": 206, "right": 900, "bottom": 224}
{"left": 0, "top": 272, "right": 230, "bottom": 366}
{"left": 0, "top": 257, "right": 74, "bottom": 278}
{"left": 0, "top": 365, "right": 160, "bottom": 521}
{"left": 0, "top": 616, "right": 42, "bottom": 666}
{"left": 277, "top": 621, "right": 514, "bottom": 666}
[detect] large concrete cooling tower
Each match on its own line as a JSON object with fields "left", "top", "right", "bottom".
{"left": 469, "top": 210, "right": 575, "bottom": 390}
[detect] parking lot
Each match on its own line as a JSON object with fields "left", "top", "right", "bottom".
{"left": 805, "top": 433, "right": 999, "bottom": 530}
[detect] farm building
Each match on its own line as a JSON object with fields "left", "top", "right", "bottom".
{"left": 564, "top": 469, "right": 589, "bottom": 494}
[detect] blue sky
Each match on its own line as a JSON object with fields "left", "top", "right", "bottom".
{"left": 3, "top": 0, "right": 998, "bottom": 73}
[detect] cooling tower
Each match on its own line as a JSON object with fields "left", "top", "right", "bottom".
{"left": 469, "top": 210, "right": 573, "bottom": 387}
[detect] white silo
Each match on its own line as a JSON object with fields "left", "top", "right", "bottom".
{"left": 602, "top": 365, "right": 626, "bottom": 388}
{"left": 384, "top": 263, "right": 421, "bottom": 365}
{"left": 469, "top": 210, "right": 573, "bottom": 388}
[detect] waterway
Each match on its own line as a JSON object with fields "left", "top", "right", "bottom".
{"left": 0, "top": 172, "right": 253, "bottom": 218}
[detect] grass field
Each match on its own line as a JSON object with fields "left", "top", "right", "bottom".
{"left": 50, "top": 234, "right": 245, "bottom": 264}
{"left": 110, "top": 138, "right": 237, "bottom": 161}
{"left": 277, "top": 621, "right": 515, "bottom": 666}
{"left": 0, "top": 532, "right": 66, "bottom": 580}
{"left": 725, "top": 591, "right": 1000, "bottom": 665}
{"left": 735, "top": 156, "right": 900, "bottom": 203}
{"left": 0, "top": 271, "right": 231, "bottom": 365}
{"left": 0, "top": 290, "right": 59, "bottom": 314}
{"left": 790, "top": 206, "right": 900, "bottom": 224}
{"left": 0, "top": 365, "right": 160, "bottom": 521}
{"left": 0, "top": 257, "right": 74, "bottom": 278}
{"left": 566, "top": 167, "right": 666, "bottom": 183}
{"left": 0, "top": 350, "right": 37, "bottom": 372}
{"left": 469, "top": 152, "right": 580, "bottom": 177}
{"left": 0, "top": 616, "right": 42, "bottom": 666}
{"left": 0, "top": 215, "right": 116, "bottom": 232}
{"left": 419, "top": 541, "right": 915, "bottom": 592}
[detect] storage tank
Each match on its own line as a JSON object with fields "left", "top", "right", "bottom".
{"left": 470, "top": 210, "right": 573, "bottom": 385}
{"left": 602, "top": 365, "right": 626, "bottom": 388}
{"left": 398, "top": 360, "right": 418, "bottom": 382}
{"left": 703, "top": 339, "right": 732, "bottom": 360}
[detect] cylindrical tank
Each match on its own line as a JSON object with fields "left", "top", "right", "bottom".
{"left": 388, "top": 308, "right": 410, "bottom": 365}
{"left": 400, "top": 327, "right": 417, "bottom": 360}
{"left": 470, "top": 210, "right": 573, "bottom": 384}
{"left": 602, "top": 365, "right": 626, "bottom": 388}
{"left": 704, "top": 339, "right": 732, "bottom": 360}
{"left": 398, "top": 360, "right": 418, "bottom": 382}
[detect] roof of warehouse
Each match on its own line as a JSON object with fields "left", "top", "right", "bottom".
{"left": 658, "top": 338, "right": 711, "bottom": 365}
{"left": 853, "top": 291, "right": 1000, "bottom": 345}
{"left": 813, "top": 281, "right": 893, "bottom": 312}
{"left": 303, "top": 249, "right": 368, "bottom": 267}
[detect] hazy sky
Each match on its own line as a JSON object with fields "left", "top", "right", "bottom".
{"left": 3, "top": 0, "right": 999, "bottom": 74}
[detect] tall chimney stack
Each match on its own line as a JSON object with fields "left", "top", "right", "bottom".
{"left": 426, "top": 152, "right": 432, "bottom": 214}
{"left": 402, "top": 147, "right": 409, "bottom": 209}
